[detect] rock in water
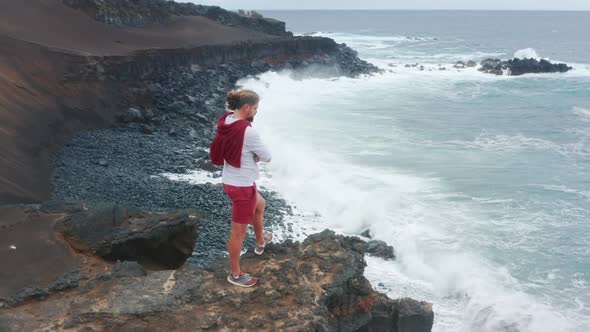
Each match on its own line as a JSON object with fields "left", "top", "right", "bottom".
{"left": 366, "top": 239, "right": 396, "bottom": 259}
{"left": 478, "top": 58, "right": 503, "bottom": 75}
{"left": 478, "top": 58, "right": 572, "bottom": 76}
{"left": 505, "top": 58, "right": 572, "bottom": 76}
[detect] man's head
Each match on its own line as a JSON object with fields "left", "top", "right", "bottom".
{"left": 227, "top": 89, "right": 259, "bottom": 122}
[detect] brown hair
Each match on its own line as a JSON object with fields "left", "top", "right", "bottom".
{"left": 226, "top": 89, "right": 259, "bottom": 111}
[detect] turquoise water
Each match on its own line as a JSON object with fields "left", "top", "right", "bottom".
{"left": 245, "top": 11, "right": 590, "bottom": 332}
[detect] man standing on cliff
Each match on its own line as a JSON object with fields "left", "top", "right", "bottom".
{"left": 210, "top": 89, "right": 273, "bottom": 288}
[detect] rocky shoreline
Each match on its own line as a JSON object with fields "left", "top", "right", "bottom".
{"left": 1, "top": 1, "right": 432, "bottom": 330}
{"left": 395, "top": 57, "right": 573, "bottom": 76}
{"left": 51, "top": 48, "right": 377, "bottom": 267}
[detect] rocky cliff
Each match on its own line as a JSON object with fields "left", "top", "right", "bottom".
{"left": 62, "top": 0, "right": 291, "bottom": 36}
{"left": 0, "top": 0, "right": 376, "bottom": 204}
{"left": 0, "top": 205, "right": 433, "bottom": 331}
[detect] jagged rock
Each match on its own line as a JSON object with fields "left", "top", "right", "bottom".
{"left": 48, "top": 270, "right": 86, "bottom": 292}
{"left": 478, "top": 58, "right": 571, "bottom": 76}
{"left": 363, "top": 294, "right": 434, "bottom": 332}
{"left": 0, "top": 224, "right": 433, "bottom": 332}
{"left": 62, "top": 204, "right": 201, "bottom": 269}
{"left": 506, "top": 58, "right": 572, "bottom": 76}
{"left": 480, "top": 58, "right": 502, "bottom": 70}
{"left": 366, "top": 240, "right": 395, "bottom": 260}
{"left": 466, "top": 60, "right": 477, "bottom": 67}
{"left": 479, "top": 59, "right": 503, "bottom": 75}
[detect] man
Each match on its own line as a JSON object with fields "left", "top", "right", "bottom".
{"left": 210, "top": 89, "right": 272, "bottom": 287}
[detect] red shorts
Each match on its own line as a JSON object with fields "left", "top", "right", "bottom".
{"left": 222, "top": 183, "right": 258, "bottom": 224}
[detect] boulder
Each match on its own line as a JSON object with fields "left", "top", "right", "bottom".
{"left": 366, "top": 239, "right": 396, "bottom": 260}
{"left": 62, "top": 204, "right": 201, "bottom": 269}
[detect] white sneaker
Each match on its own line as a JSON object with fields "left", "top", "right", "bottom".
{"left": 254, "top": 232, "right": 273, "bottom": 255}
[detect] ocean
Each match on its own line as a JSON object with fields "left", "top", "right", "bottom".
{"left": 165, "top": 10, "right": 590, "bottom": 331}
{"left": 243, "top": 10, "right": 590, "bottom": 332}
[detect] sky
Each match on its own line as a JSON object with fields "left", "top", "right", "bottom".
{"left": 181, "top": 0, "right": 590, "bottom": 11}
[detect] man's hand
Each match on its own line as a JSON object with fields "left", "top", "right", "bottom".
{"left": 254, "top": 154, "right": 260, "bottom": 162}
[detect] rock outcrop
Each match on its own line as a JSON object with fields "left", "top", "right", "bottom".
{"left": 0, "top": 203, "right": 200, "bottom": 308}
{"left": 62, "top": 0, "right": 291, "bottom": 36}
{"left": 479, "top": 57, "right": 572, "bottom": 76}
{"left": 61, "top": 203, "right": 200, "bottom": 269}
{"left": 0, "top": 207, "right": 433, "bottom": 332}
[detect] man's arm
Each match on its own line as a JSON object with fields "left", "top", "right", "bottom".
{"left": 245, "top": 127, "right": 271, "bottom": 162}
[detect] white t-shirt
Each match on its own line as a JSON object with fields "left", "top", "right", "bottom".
{"left": 221, "top": 114, "right": 271, "bottom": 187}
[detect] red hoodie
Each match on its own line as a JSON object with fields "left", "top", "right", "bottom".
{"left": 210, "top": 112, "right": 251, "bottom": 168}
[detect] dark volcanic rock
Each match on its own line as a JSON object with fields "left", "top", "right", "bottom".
{"left": 366, "top": 239, "right": 396, "bottom": 260}
{"left": 62, "top": 0, "right": 292, "bottom": 36}
{"left": 362, "top": 294, "right": 434, "bottom": 332}
{"left": 0, "top": 229, "right": 433, "bottom": 332}
{"left": 62, "top": 204, "right": 201, "bottom": 269}
{"left": 505, "top": 58, "right": 572, "bottom": 76}
{"left": 479, "top": 58, "right": 503, "bottom": 75}
{"left": 478, "top": 58, "right": 572, "bottom": 76}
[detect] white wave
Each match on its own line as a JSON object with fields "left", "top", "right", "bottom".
{"left": 574, "top": 107, "right": 590, "bottom": 122}
{"left": 158, "top": 169, "right": 221, "bottom": 185}
{"left": 514, "top": 48, "right": 541, "bottom": 60}
{"left": 301, "top": 31, "right": 439, "bottom": 43}
{"left": 529, "top": 184, "right": 590, "bottom": 200}
{"left": 232, "top": 70, "right": 587, "bottom": 332}
{"left": 441, "top": 133, "right": 590, "bottom": 158}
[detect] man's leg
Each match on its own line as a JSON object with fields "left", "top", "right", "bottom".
{"left": 253, "top": 192, "right": 266, "bottom": 246}
{"left": 228, "top": 222, "right": 248, "bottom": 276}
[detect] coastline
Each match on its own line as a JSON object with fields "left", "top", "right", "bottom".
{"left": 0, "top": 1, "right": 437, "bottom": 330}
{"left": 49, "top": 47, "right": 377, "bottom": 267}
